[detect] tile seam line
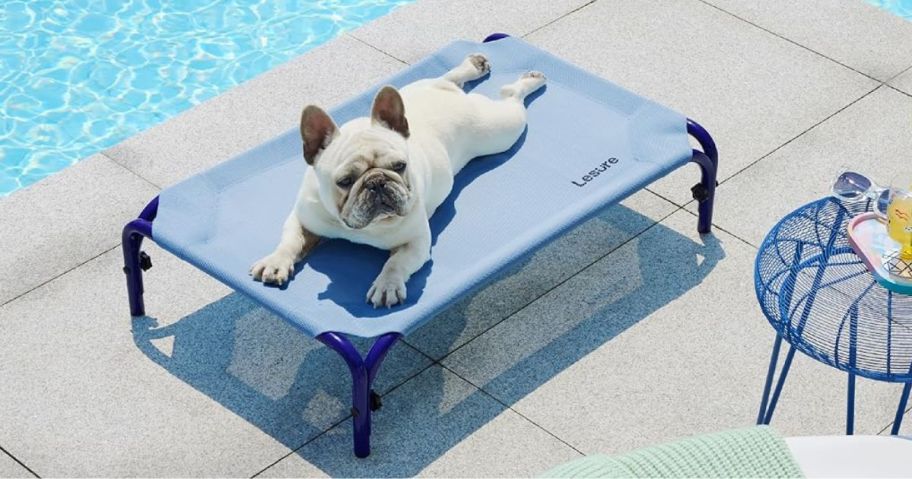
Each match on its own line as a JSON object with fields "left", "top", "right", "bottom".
{"left": 99, "top": 151, "right": 163, "bottom": 191}
{"left": 645, "top": 186, "right": 687, "bottom": 209}
{"left": 0, "top": 244, "right": 120, "bottom": 310}
{"left": 0, "top": 445, "right": 40, "bottom": 478}
{"left": 713, "top": 83, "right": 882, "bottom": 195}
{"left": 876, "top": 400, "right": 912, "bottom": 435}
{"left": 677, "top": 206, "right": 759, "bottom": 249}
{"left": 522, "top": 0, "right": 599, "bottom": 39}
{"left": 886, "top": 83, "right": 912, "bottom": 99}
{"left": 431, "top": 203, "right": 683, "bottom": 363}
{"left": 884, "top": 62, "right": 912, "bottom": 85}
{"left": 438, "top": 362, "right": 587, "bottom": 457}
{"left": 696, "top": 0, "right": 886, "bottom": 82}
{"left": 344, "top": 32, "right": 409, "bottom": 65}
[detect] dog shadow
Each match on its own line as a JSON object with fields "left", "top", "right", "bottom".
{"left": 133, "top": 202, "right": 724, "bottom": 476}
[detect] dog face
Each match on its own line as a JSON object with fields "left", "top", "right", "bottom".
{"left": 300, "top": 86, "right": 414, "bottom": 229}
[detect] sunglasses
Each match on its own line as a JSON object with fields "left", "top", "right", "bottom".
{"left": 832, "top": 170, "right": 891, "bottom": 216}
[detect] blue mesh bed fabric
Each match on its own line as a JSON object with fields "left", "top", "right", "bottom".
{"left": 152, "top": 37, "right": 691, "bottom": 338}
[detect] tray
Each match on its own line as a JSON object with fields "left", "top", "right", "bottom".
{"left": 847, "top": 212, "right": 912, "bottom": 296}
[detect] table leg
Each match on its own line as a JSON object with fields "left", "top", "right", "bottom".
{"left": 763, "top": 345, "right": 795, "bottom": 424}
{"left": 847, "top": 372, "right": 856, "bottom": 435}
{"left": 758, "top": 335, "right": 795, "bottom": 425}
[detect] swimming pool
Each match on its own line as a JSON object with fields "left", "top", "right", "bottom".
{"left": 0, "top": 0, "right": 411, "bottom": 196}
{"left": 868, "top": 0, "right": 912, "bottom": 20}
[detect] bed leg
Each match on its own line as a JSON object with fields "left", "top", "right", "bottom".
{"left": 318, "top": 332, "right": 401, "bottom": 458}
{"left": 689, "top": 150, "right": 717, "bottom": 234}
{"left": 686, "top": 119, "right": 718, "bottom": 234}
{"left": 122, "top": 223, "right": 147, "bottom": 316}
{"left": 122, "top": 198, "right": 158, "bottom": 317}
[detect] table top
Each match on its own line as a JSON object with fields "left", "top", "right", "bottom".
{"left": 755, "top": 197, "right": 912, "bottom": 382}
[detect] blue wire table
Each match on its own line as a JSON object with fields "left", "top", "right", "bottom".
{"left": 755, "top": 197, "right": 912, "bottom": 434}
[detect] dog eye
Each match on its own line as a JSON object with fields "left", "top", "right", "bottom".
{"left": 391, "top": 162, "right": 406, "bottom": 173}
{"left": 336, "top": 176, "right": 354, "bottom": 188}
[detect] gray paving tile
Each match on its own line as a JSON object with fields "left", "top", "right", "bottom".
{"left": 104, "top": 35, "right": 404, "bottom": 188}
{"left": 443, "top": 210, "right": 907, "bottom": 454}
{"left": 706, "top": 86, "right": 912, "bottom": 246}
{"left": 258, "top": 365, "right": 579, "bottom": 478}
{"left": 704, "top": 0, "right": 912, "bottom": 81}
{"left": 0, "top": 244, "right": 429, "bottom": 476}
{"left": 405, "top": 190, "right": 677, "bottom": 360}
{"left": 349, "top": 0, "right": 591, "bottom": 64}
{"left": 890, "top": 67, "right": 912, "bottom": 96}
{"left": 881, "top": 397, "right": 912, "bottom": 436}
{"left": 525, "top": 0, "right": 878, "bottom": 206}
{"left": 0, "top": 154, "right": 158, "bottom": 306}
{"left": 899, "top": 407, "right": 912, "bottom": 436}
{"left": 0, "top": 451, "right": 33, "bottom": 479}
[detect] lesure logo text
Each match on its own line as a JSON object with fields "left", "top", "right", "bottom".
{"left": 571, "top": 157, "right": 620, "bottom": 187}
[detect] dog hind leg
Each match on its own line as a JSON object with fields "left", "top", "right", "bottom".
{"left": 500, "top": 71, "right": 546, "bottom": 101}
{"left": 441, "top": 54, "right": 491, "bottom": 88}
{"left": 448, "top": 72, "right": 545, "bottom": 173}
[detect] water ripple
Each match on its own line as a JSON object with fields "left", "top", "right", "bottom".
{"left": 0, "top": 0, "right": 412, "bottom": 196}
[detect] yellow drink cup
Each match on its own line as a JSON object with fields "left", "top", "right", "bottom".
{"left": 887, "top": 189, "right": 912, "bottom": 261}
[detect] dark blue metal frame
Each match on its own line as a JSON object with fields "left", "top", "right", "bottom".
{"left": 687, "top": 119, "right": 718, "bottom": 234}
{"left": 120, "top": 32, "right": 719, "bottom": 458}
{"left": 122, "top": 196, "right": 157, "bottom": 316}
{"left": 317, "top": 332, "right": 401, "bottom": 458}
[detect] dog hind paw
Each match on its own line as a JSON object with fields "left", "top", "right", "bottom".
{"left": 468, "top": 53, "right": 491, "bottom": 75}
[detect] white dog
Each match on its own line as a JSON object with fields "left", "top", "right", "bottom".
{"left": 250, "top": 53, "right": 546, "bottom": 307}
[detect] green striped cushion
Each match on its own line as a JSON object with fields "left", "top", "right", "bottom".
{"left": 542, "top": 426, "right": 803, "bottom": 478}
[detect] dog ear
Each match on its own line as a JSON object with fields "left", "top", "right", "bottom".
{"left": 371, "top": 86, "right": 409, "bottom": 138}
{"left": 300, "top": 105, "right": 338, "bottom": 165}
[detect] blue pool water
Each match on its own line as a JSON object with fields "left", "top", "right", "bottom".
{"left": 0, "top": 0, "right": 410, "bottom": 196}
{"left": 868, "top": 0, "right": 912, "bottom": 20}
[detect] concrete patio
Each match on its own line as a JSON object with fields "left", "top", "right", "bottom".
{"left": 3, "top": 0, "right": 912, "bottom": 476}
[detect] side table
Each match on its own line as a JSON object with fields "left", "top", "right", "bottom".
{"left": 754, "top": 197, "right": 912, "bottom": 434}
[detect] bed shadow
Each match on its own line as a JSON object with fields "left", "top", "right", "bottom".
{"left": 133, "top": 202, "right": 724, "bottom": 477}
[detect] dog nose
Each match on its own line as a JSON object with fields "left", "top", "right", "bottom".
{"left": 364, "top": 174, "right": 386, "bottom": 192}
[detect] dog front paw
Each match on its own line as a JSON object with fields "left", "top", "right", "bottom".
{"left": 250, "top": 253, "right": 296, "bottom": 285}
{"left": 367, "top": 273, "right": 407, "bottom": 308}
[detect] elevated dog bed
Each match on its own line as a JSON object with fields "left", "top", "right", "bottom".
{"left": 122, "top": 34, "right": 718, "bottom": 458}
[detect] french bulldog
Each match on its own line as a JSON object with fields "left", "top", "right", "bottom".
{"left": 250, "top": 53, "right": 546, "bottom": 308}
